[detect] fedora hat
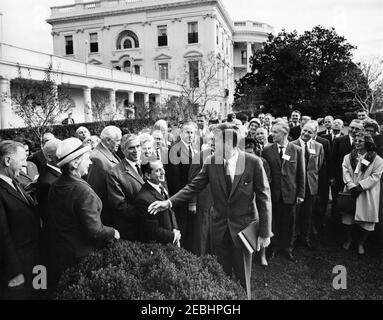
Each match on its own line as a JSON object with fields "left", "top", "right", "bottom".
{"left": 56, "top": 137, "right": 91, "bottom": 167}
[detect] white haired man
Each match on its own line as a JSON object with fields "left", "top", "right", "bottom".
{"left": 87, "top": 126, "right": 122, "bottom": 226}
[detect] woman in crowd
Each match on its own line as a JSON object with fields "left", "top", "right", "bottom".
{"left": 48, "top": 137, "right": 120, "bottom": 282}
{"left": 139, "top": 133, "right": 155, "bottom": 164}
{"left": 247, "top": 118, "right": 262, "bottom": 140}
{"left": 342, "top": 132, "right": 383, "bottom": 255}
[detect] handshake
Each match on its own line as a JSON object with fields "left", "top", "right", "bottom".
{"left": 173, "top": 229, "right": 181, "bottom": 247}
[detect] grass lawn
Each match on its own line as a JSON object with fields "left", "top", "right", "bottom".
{"left": 250, "top": 217, "right": 383, "bottom": 300}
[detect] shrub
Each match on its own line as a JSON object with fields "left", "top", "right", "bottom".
{"left": 54, "top": 241, "right": 246, "bottom": 300}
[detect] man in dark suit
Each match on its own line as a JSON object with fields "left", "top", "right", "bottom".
{"left": 87, "top": 126, "right": 121, "bottom": 226}
{"left": 318, "top": 115, "right": 334, "bottom": 136}
{"left": 149, "top": 123, "right": 272, "bottom": 290}
{"left": 262, "top": 121, "right": 305, "bottom": 262}
{"left": 28, "top": 132, "right": 56, "bottom": 174}
{"left": 313, "top": 127, "right": 332, "bottom": 233}
{"left": 292, "top": 121, "right": 324, "bottom": 249}
{"left": 289, "top": 110, "right": 301, "bottom": 129}
{"left": 289, "top": 115, "right": 311, "bottom": 141}
{"left": 322, "top": 119, "right": 344, "bottom": 149}
{"left": 166, "top": 122, "right": 198, "bottom": 251}
{"left": 195, "top": 113, "right": 209, "bottom": 149}
{"left": 106, "top": 134, "right": 144, "bottom": 241}
{"left": 331, "top": 119, "right": 364, "bottom": 216}
{"left": 135, "top": 160, "right": 180, "bottom": 245}
{"left": 0, "top": 140, "right": 41, "bottom": 299}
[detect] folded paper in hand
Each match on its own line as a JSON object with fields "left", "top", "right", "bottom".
{"left": 238, "top": 220, "right": 259, "bottom": 254}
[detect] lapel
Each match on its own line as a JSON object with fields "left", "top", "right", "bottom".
{"left": 19, "top": 170, "right": 33, "bottom": 183}
{"left": 98, "top": 143, "right": 120, "bottom": 165}
{"left": 217, "top": 163, "right": 229, "bottom": 198}
{"left": 282, "top": 143, "right": 294, "bottom": 171}
{"left": 228, "top": 151, "right": 247, "bottom": 199}
{"left": 0, "top": 178, "right": 32, "bottom": 207}
{"left": 272, "top": 143, "right": 282, "bottom": 167}
{"left": 145, "top": 182, "right": 166, "bottom": 202}
{"left": 123, "top": 160, "right": 144, "bottom": 185}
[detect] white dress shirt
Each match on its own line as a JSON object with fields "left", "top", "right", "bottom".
{"left": 277, "top": 143, "right": 288, "bottom": 156}
{"left": 0, "top": 173, "right": 16, "bottom": 190}
{"left": 46, "top": 163, "right": 62, "bottom": 174}
{"left": 225, "top": 149, "right": 239, "bottom": 182}
{"left": 147, "top": 181, "right": 168, "bottom": 197}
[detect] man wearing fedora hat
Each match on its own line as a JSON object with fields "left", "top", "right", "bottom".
{"left": 48, "top": 138, "right": 120, "bottom": 281}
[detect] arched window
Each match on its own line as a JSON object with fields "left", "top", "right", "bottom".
{"left": 123, "top": 61, "right": 131, "bottom": 72}
{"left": 123, "top": 38, "right": 132, "bottom": 49}
{"left": 116, "top": 30, "right": 139, "bottom": 49}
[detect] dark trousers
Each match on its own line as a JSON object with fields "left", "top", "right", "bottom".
{"left": 295, "top": 191, "right": 314, "bottom": 242}
{"left": 272, "top": 199, "right": 295, "bottom": 253}
{"left": 214, "top": 229, "right": 249, "bottom": 289}
{"left": 190, "top": 207, "right": 212, "bottom": 256}
{"left": 175, "top": 204, "right": 194, "bottom": 252}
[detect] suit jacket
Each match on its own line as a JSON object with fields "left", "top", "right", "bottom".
{"left": 0, "top": 179, "right": 40, "bottom": 286}
{"left": 169, "top": 151, "right": 272, "bottom": 248}
{"left": 318, "top": 129, "right": 333, "bottom": 137}
{"left": 106, "top": 159, "right": 144, "bottom": 240}
{"left": 292, "top": 139, "right": 324, "bottom": 195}
{"left": 289, "top": 126, "right": 302, "bottom": 141}
{"left": 322, "top": 132, "right": 344, "bottom": 150}
{"left": 135, "top": 182, "right": 178, "bottom": 244}
{"left": 87, "top": 143, "right": 120, "bottom": 225}
{"left": 35, "top": 165, "right": 61, "bottom": 224}
{"left": 332, "top": 135, "right": 353, "bottom": 191}
{"left": 48, "top": 175, "right": 115, "bottom": 263}
{"left": 166, "top": 139, "right": 198, "bottom": 197}
{"left": 262, "top": 143, "right": 306, "bottom": 204}
{"left": 28, "top": 150, "right": 47, "bottom": 174}
{"left": 314, "top": 135, "right": 332, "bottom": 197}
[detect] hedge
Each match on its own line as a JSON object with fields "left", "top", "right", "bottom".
{"left": 0, "top": 119, "right": 154, "bottom": 151}
{"left": 54, "top": 241, "right": 246, "bottom": 300}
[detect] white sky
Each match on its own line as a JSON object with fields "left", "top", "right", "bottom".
{"left": 1, "top": 0, "right": 382, "bottom": 61}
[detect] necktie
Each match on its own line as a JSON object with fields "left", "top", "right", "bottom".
{"left": 224, "top": 160, "right": 232, "bottom": 193}
{"left": 12, "top": 180, "right": 29, "bottom": 204}
{"left": 156, "top": 148, "right": 161, "bottom": 161}
{"left": 159, "top": 184, "right": 168, "bottom": 199}
{"left": 304, "top": 142, "right": 310, "bottom": 165}
{"left": 279, "top": 146, "right": 284, "bottom": 160}
{"left": 135, "top": 163, "right": 143, "bottom": 178}
{"left": 188, "top": 144, "right": 193, "bottom": 163}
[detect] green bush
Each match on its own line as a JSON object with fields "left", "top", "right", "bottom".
{"left": 54, "top": 241, "right": 246, "bottom": 300}
{"left": 0, "top": 119, "right": 154, "bottom": 151}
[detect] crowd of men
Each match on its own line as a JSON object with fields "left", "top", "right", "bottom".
{"left": 1, "top": 108, "right": 383, "bottom": 299}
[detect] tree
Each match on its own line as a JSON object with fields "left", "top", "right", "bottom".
{"left": 178, "top": 51, "right": 223, "bottom": 115}
{"left": 234, "top": 26, "right": 360, "bottom": 117}
{"left": 343, "top": 57, "right": 383, "bottom": 112}
{"left": 91, "top": 90, "right": 117, "bottom": 122}
{"left": 11, "top": 63, "right": 74, "bottom": 142}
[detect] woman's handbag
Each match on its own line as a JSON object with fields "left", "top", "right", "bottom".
{"left": 337, "top": 191, "right": 356, "bottom": 213}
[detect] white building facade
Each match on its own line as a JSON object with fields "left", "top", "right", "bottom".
{"left": 47, "top": 0, "right": 273, "bottom": 117}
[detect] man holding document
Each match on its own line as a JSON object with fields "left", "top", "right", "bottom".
{"left": 148, "top": 123, "right": 272, "bottom": 296}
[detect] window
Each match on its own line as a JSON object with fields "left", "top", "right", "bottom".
{"left": 123, "top": 39, "right": 132, "bottom": 49}
{"left": 159, "top": 63, "right": 169, "bottom": 80}
{"left": 134, "top": 65, "right": 140, "bottom": 75}
{"left": 65, "top": 35, "right": 73, "bottom": 55}
{"left": 188, "top": 60, "right": 199, "bottom": 87}
{"left": 158, "top": 25, "right": 168, "bottom": 47}
{"left": 116, "top": 30, "right": 139, "bottom": 49}
{"left": 187, "top": 22, "right": 198, "bottom": 44}
{"left": 216, "top": 25, "right": 219, "bottom": 45}
{"left": 89, "top": 33, "right": 98, "bottom": 53}
{"left": 123, "top": 61, "right": 131, "bottom": 72}
{"left": 241, "top": 50, "right": 247, "bottom": 65}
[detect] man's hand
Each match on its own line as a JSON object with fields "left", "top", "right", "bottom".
{"left": 148, "top": 200, "right": 170, "bottom": 215}
{"left": 256, "top": 237, "right": 271, "bottom": 252}
{"left": 114, "top": 229, "right": 120, "bottom": 240}
{"left": 188, "top": 203, "right": 197, "bottom": 215}
{"left": 329, "top": 179, "right": 335, "bottom": 187}
{"left": 8, "top": 274, "right": 25, "bottom": 288}
{"left": 173, "top": 229, "right": 181, "bottom": 247}
{"left": 296, "top": 197, "right": 304, "bottom": 205}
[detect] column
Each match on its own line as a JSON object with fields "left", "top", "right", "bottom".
{"left": 143, "top": 92, "right": 149, "bottom": 105}
{"left": 247, "top": 42, "right": 252, "bottom": 73}
{"left": 83, "top": 87, "right": 92, "bottom": 122}
{"left": 109, "top": 89, "right": 116, "bottom": 114}
{"left": 128, "top": 91, "right": 135, "bottom": 105}
{"left": 0, "top": 78, "right": 11, "bottom": 129}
